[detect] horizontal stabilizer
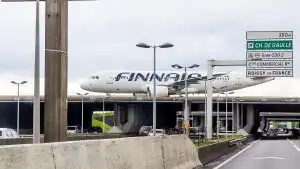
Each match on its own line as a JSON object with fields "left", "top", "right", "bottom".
{"left": 250, "top": 77, "right": 269, "bottom": 80}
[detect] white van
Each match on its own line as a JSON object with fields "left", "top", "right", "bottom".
{"left": 0, "top": 128, "right": 20, "bottom": 139}
{"left": 148, "top": 129, "right": 165, "bottom": 136}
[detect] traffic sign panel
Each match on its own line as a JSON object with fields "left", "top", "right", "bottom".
{"left": 246, "top": 69, "right": 293, "bottom": 77}
{"left": 246, "top": 51, "right": 293, "bottom": 60}
{"left": 247, "top": 40, "right": 293, "bottom": 50}
{"left": 246, "top": 60, "right": 293, "bottom": 68}
{"left": 246, "top": 31, "right": 293, "bottom": 40}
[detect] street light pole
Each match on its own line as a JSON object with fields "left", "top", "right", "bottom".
{"left": 171, "top": 63, "right": 200, "bottom": 136}
{"left": 216, "top": 86, "right": 227, "bottom": 141}
{"left": 216, "top": 92, "right": 219, "bottom": 141}
{"left": 232, "top": 98, "right": 234, "bottom": 132}
{"left": 236, "top": 97, "right": 240, "bottom": 131}
{"left": 137, "top": 42, "right": 174, "bottom": 136}
{"left": 17, "top": 83, "right": 20, "bottom": 134}
{"left": 76, "top": 92, "right": 89, "bottom": 133}
{"left": 225, "top": 93, "right": 228, "bottom": 138}
{"left": 184, "top": 67, "right": 189, "bottom": 135}
{"left": 33, "top": 0, "right": 40, "bottom": 144}
{"left": 153, "top": 46, "right": 157, "bottom": 136}
{"left": 81, "top": 95, "right": 84, "bottom": 133}
{"left": 11, "top": 81, "right": 27, "bottom": 135}
{"left": 204, "top": 80, "right": 207, "bottom": 137}
{"left": 221, "top": 91, "right": 234, "bottom": 139}
{"left": 101, "top": 94, "right": 110, "bottom": 133}
{"left": 102, "top": 97, "right": 105, "bottom": 133}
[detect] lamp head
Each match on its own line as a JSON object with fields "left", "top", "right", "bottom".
{"left": 171, "top": 64, "right": 183, "bottom": 69}
{"left": 136, "top": 43, "right": 151, "bottom": 48}
{"left": 159, "top": 43, "right": 174, "bottom": 48}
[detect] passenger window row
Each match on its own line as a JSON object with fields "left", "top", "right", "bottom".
{"left": 216, "top": 77, "right": 229, "bottom": 80}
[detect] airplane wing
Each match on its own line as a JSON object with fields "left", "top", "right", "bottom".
{"left": 200, "top": 73, "right": 227, "bottom": 80}
{"left": 250, "top": 77, "right": 269, "bottom": 80}
{"left": 157, "top": 73, "right": 227, "bottom": 89}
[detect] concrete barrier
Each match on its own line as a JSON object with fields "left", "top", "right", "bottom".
{"left": 198, "top": 141, "right": 236, "bottom": 165}
{"left": 0, "top": 134, "right": 130, "bottom": 146}
{"left": 197, "top": 136, "right": 252, "bottom": 165}
{"left": 0, "top": 135, "right": 202, "bottom": 169}
{"left": 162, "top": 135, "right": 201, "bottom": 169}
{"left": 0, "top": 144, "right": 55, "bottom": 169}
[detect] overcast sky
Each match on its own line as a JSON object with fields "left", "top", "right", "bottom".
{"left": 0, "top": 0, "right": 299, "bottom": 86}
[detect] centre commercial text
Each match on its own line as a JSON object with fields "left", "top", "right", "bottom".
{"left": 248, "top": 61, "right": 292, "bottom": 67}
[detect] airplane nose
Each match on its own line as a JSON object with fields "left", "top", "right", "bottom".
{"left": 80, "top": 83, "right": 88, "bottom": 90}
{"left": 80, "top": 83, "right": 85, "bottom": 89}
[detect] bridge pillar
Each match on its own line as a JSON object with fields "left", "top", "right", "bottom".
{"left": 122, "top": 104, "right": 147, "bottom": 133}
{"left": 240, "top": 104, "right": 244, "bottom": 128}
{"left": 232, "top": 103, "right": 237, "bottom": 132}
{"left": 236, "top": 102, "right": 240, "bottom": 131}
{"left": 260, "top": 117, "right": 267, "bottom": 131}
{"left": 242, "top": 104, "right": 255, "bottom": 134}
{"left": 113, "top": 103, "right": 122, "bottom": 127}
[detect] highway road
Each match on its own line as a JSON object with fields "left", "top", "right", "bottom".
{"left": 214, "top": 138, "right": 300, "bottom": 169}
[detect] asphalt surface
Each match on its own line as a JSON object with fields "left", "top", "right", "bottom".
{"left": 213, "top": 138, "right": 300, "bottom": 169}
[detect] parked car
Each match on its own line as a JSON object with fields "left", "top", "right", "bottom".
{"left": 0, "top": 128, "right": 20, "bottom": 139}
{"left": 165, "top": 128, "right": 183, "bottom": 135}
{"left": 67, "top": 126, "right": 81, "bottom": 135}
{"left": 265, "top": 129, "right": 278, "bottom": 137}
{"left": 148, "top": 129, "right": 165, "bottom": 136}
{"left": 139, "top": 126, "right": 152, "bottom": 136}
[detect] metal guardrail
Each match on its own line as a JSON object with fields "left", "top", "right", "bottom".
{"left": 228, "top": 137, "right": 247, "bottom": 146}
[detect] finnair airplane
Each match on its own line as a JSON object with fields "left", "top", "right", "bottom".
{"left": 80, "top": 71, "right": 274, "bottom": 97}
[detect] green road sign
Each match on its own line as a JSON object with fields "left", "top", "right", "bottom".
{"left": 247, "top": 40, "right": 293, "bottom": 50}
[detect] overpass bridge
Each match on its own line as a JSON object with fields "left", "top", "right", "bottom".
{"left": 0, "top": 77, "right": 299, "bottom": 135}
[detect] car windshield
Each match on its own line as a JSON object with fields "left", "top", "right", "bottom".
{"left": 140, "top": 126, "right": 151, "bottom": 131}
{"left": 68, "top": 127, "right": 76, "bottom": 130}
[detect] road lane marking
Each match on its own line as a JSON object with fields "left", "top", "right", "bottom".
{"left": 287, "top": 138, "right": 294, "bottom": 145}
{"left": 293, "top": 145, "right": 300, "bottom": 151}
{"left": 286, "top": 138, "right": 300, "bottom": 152}
{"left": 252, "top": 157, "right": 285, "bottom": 160}
{"left": 213, "top": 139, "right": 260, "bottom": 169}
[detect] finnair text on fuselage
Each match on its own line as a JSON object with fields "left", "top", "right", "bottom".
{"left": 115, "top": 72, "right": 208, "bottom": 82}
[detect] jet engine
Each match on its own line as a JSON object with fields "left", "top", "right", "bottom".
{"left": 147, "top": 85, "right": 169, "bottom": 98}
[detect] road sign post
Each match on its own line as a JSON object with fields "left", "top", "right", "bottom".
{"left": 246, "top": 31, "right": 294, "bottom": 77}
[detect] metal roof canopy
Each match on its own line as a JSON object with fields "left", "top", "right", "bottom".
{"left": 260, "top": 112, "right": 300, "bottom": 117}
{"left": 267, "top": 118, "right": 300, "bottom": 121}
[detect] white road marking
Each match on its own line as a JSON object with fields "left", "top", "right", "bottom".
{"left": 213, "top": 139, "right": 260, "bottom": 169}
{"left": 287, "top": 138, "right": 294, "bottom": 145}
{"left": 252, "top": 157, "right": 285, "bottom": 160}
{"left": 287, "top": 138, "right": 300, "bottom": 152}
{"left": 293, "top": 145, "right": 300, "bottom": 152}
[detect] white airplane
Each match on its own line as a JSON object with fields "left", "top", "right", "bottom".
{"left": 80, "top": 70, "right": 274, "bottom": 97}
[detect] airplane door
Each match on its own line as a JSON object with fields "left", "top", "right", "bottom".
{"left": 106, "top": 76, "right": 114, "bottom": 84}
{"left": 234, "top": 76, "right": 242, "bottom": 88}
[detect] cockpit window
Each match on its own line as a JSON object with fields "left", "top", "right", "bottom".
{"left": 90, "top": 76, "right": 99, "bottom": 79}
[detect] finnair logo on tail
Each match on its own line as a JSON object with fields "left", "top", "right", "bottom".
{"left": 115, "top": 72, "right": 202, "bottom": 82}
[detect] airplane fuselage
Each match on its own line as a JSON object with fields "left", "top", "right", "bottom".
{"left": 80, "top": 70, "right": 274, "bottom": 96}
